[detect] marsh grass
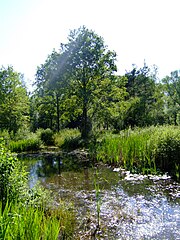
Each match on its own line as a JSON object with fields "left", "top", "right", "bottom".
{"left": 96, "top": 126, "right": 180, "bottom": 178}
{"left": 0, "top": 201, "right": 75, "bottom": 240}
{"left": 9, "top": 138, "right": 41, "bottom": 152}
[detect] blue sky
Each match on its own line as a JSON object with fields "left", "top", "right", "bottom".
{"left": 1, "top": 0, "right": 180, "bottom": 89}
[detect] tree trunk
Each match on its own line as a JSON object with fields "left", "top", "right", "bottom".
{"left": 81, "top": 73, "right": 89, "bottom": 140}
{"left": 56, "top": 93, "right": 60, "bottom": 132}
{"left": 82, "top": 102, "right": 88, "bottom": 140}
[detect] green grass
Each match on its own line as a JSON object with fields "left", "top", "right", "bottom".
{"left": 8, "top": 138, "right": 42, "bottom": 152}
{"left": 0, "top": 201, "right": 75, "bottom": 240}
{"left": 96, "top": 126, "right": 180, "bottom": 179}
{"left": 0, "top": 139, "right": 76, "bottom": 239}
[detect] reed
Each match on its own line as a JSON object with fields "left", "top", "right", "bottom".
{"left": 96, "top": 126, "right": 180, "bottom": 178}
{"left": 0, "top": 201, "right": 75, "bottom": 240}
{"left": 9, "top": 138, "right": 41, "bottom": 152}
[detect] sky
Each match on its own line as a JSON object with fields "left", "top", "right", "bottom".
{"left": 1, "top": 0, "right": 180, "bottom": 89}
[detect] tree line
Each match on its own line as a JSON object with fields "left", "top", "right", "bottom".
{"left": 0, "top": 26, "right": 180, "bottom": 139}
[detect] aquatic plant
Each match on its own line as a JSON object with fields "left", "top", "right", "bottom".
{"left": 0, "top": 201, "right": 75, "bottom": 240}
{"left": 96, "top": 126, "right": 180, "bottom": 179}
{"left": 9, "top": 138, "right": 41, "bottom": 152}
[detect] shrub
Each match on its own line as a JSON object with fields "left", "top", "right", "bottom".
{"left": 0, "top": 130, "right": 11, "bottom": 144}
{"left": 0, "top": 139, "right": 46, "bottom": 211}
{"left": 54, "top": 128, "right": 81, "bottom": 149}
{"left": 14, "top": 128, "right": 33, "bottom": 141}
{"left": 40, "top": 128, "right": 54, "bottom": 146}
{"left": 152, "top": 127, "right": 180, "bottom": 179}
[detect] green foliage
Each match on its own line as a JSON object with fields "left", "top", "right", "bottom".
{"left": 0, "top": 130, "right": 11, "bottom": 145}
{"left": 0, "top": 200, "right": 75, "bottom": 240}
{"left": 5, "top": 128, "right": 42, "bottom": 153}
{"left": 0, "top": 139, "right": 26, "bottom": 211}
{"left": 9, "top": 138, "right": 41, "bottom": 152}
{"left": 96, "top": 126, "right": 180, "bottom": 179}
{"left": 0, "top": 139, "right": 46, "bottom": 211}
{"left": 34, "top": 26, "right": 120, "bottom": 139}
{"left": 40, "top": 128, "right": 54, "bottom": 146}
{"left": 0, "top": 66, "right": 30, "bottom": 134}
{"left": 162, "top": 70, "right": 180, "bottom": 125}
{"left": 152, "top": 127, "right": 180, "bottom": 178}
{"left": 54, "top": 128, "right": 81, "bottom": 149}
{"left": 0, "top": 139, "right": 76, "bottom": 239}
{"left": 124, "top": 63, "right": 165, "bottom": 128}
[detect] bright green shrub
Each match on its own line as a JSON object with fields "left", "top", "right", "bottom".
{"left": 0, "top": 130, "right": 11, "bottom": 144}
{"left": 0, "top": 138, "right": 27, "bottom": 211}
{"left": 0, "top": 139, "right": 47, "bottom": 211}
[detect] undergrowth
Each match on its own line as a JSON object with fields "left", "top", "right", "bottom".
{"left": 0, "top": 139, "right": 76, "bottom": 239}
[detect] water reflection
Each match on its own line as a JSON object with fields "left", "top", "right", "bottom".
{"left": 19, "top": 153, "right": 180, "bottom": 239}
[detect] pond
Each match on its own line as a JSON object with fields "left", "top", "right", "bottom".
{"left": 19, "top": 152, "right": 180, "bottom": 239}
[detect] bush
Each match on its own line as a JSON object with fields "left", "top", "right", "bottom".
{"left": 40, "top": 128, "right": 54, "bottom": 146}
{"left": 152, "top": 127, "right": 180, "bottom": 179}
{"left": 0, "top": 130, "right": 11, "bottom": 144}
{"left": 0, "top": 139, "right": 46, "bottom": 211}
{"left": 54, "top": 128, "right": 81, "bottom": 149}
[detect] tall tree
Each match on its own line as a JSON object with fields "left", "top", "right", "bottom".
{"left": 34, "top": 26, "right": 119, "bottom": 139}
{"left": 59, "top": 26, "right": 117, "bottom": 139}
{"left": 0, "top": 66, "right": 30, "bottom": 133}
{"left": 124, "top": 63, "right": 162, "bottom": 127}
{"left": 35, "top": 50, "right": 68, "bottom": 131}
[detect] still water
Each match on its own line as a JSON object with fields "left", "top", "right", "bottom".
{"left": 20, "top": 152, "right": 180, "bottom": 239}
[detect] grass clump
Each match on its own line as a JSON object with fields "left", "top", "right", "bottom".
{"left": 0, "top": 201, "right": 75, "bottom": 240}
{"left": 96, "top": 126, "right": 180, "bottom": 179}
{"left": 9, "top": 138, "right": 41, "bottom": 153}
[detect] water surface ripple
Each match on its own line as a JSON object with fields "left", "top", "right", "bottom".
{"left": 21, "top": 154, "right": 180, "bottom": 239}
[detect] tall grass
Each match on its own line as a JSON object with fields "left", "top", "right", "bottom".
{"left": 0, "top": 201, "right": 75, "bottom": 240}
{"left": 96, "top": 126, "right": 180, "bottom": 179}
{"left": 0, "top": 139, "right": 76, "bottom": 239}
{"left": 9, "top": 138, "right": 42, "bottom": 152}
